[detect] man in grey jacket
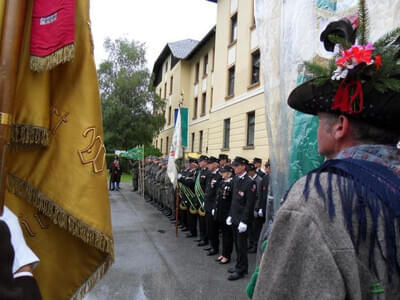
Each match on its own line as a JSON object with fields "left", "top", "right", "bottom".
{"left": 253, "top": 18, "right": 400, "bottom": 300}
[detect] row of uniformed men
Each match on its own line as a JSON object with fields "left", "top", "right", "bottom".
{"left": 141, "top": 154, "right": 272, "bottom": 281}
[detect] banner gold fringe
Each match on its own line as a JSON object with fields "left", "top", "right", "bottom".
{"left": 7, "top": 173, "right": 114, "bottom": 257}
{"left": 30, "top": 44, "right": 75, "bottom": 72}
{"left": 71, "top": 254, "right": 113, "bottom": 300}
{"left": 11, "top": 124, "right": 50, "bottom": 146}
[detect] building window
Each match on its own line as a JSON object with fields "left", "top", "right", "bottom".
{"left": 211, "top": 47, "right": 215, "bottom": 71}
{"left": 251, "top": 50, "right": 260, "bottom": 85}
{"left": 169, "top": 76, "right": 173, "bottom": 95}
{"left": 156, "top": 139, "right": 158, "bottom": 149}
{"left": 230, "top": 13, "right": 238, "bottom": 43}
{"left": 195, "top": 62, "right": 200, "bottom": 83}
{"left": 247, "top": 111, "right": 255, "bottom": 146}
{"left": 160, "top": 138, "right": 163, "bottom": 153}
{"left": 201, "top": 93, "right": 206, "bottom": 116}
{"left": 164, "top": 82, "right": 167, "bottom": 99}
{"left": 199, "top": 130, "right": 203, "bottom": 153}
{"left": 193, "top": 97, "right": 198, "bottom": 119}
{"left": 168, "top": 106, "right": 172, "bottom": 125}
{"left": 227, "top": 66, "right": 235, "bottom": 96}
{"left": 166, "top": 136, "right": 169, "bottom": 155}
{"left": 223, "top": 118, "right": 230, "bottom": 149}
{"left": 203, "top": 54, "right": 208, "bottom": 76}
{"left": 165, "top": 60, "right": 168, "bottom": 73}
{"left": 191, "top": 132, "right": 195, "bottom": 153}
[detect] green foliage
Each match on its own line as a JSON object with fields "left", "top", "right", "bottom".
{"left": 374, "top": 27, "right": 400, "bottom": 49}
{"left": 304, "top": 61, "right": 329, "bottom": 78}
{"left": 98, "top": 38, "right": 166, "bottom": 152}
{"left": 357, "top": 0, "right": 370, "bottom": 45}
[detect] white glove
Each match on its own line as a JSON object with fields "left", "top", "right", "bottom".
{"left": 177, "top": 173, "right": 182, "bottom": 180}
{"left": 253, "top": 210, "right": 258, "bottom": 218}
{"left": 211, "top": 209, "right": 215, "bottom": 216}
{"left": 226, "top": 216, "right": 232, "bottom": 226}
{"left": 258, "top": 209, "right": 263, "bottom": 217}
{"left": 238, "top": 222, "right": 247, "bottom": 233}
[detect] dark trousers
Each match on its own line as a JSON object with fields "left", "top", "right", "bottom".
{"left": 15, "top": 276, "right": 42, "bottom": 300}
{"left": 232, "top": 224, "right": 248, "bottom": 274}
{"left": 187, "top": 212, "right": 198, "bottom": 236}
{"left": 206, "top": 213, "right": 219, "bottom": 251}
{"left": 248, "top": 220, "right": 256, "bottom": 248}
{"left": 252, "top": 217, "right": 265, "bottom": 247}
{"left": 220, "top": 220, "right": 233, "bottom": 259}
{"left": 199, "top": 215, "right": 208, "bottom": 242}
{"left": 179, "top": 209, "right": 188, "bottom": 228}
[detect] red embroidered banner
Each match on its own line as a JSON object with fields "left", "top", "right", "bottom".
{"left": 30, "top": 0, "right": 75, "bottom": 72}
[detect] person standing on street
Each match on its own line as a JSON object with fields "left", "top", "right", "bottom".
{"left": 227, "top": 156, "right": 256, "bottom": 281}
{"left": 253, "top": 16, "right": 400, "bottom": 299}
{"left": 195, "top": 155, "right": 210, "bottom": 247}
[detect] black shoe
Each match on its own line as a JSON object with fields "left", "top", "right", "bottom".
{"left": 227, "top": 267, "right": 238, "bottom": 273}
{"left": 215, "top": 256, "right": 223, "bottom": 262}
{"left": 228, "top": 272, "right": 244, "bottom": 281}
{"left": 207, "top": 249, "right": 218, "bottom": 256}
{"left": 203, "top": 246, "right": 212, "bottom": 251}
{"left": 186, "top": 233, "right": 197, "bottom": 238}
{"left": 247, "top": 245, "right": 254, "bottom": 250}
{"left": 197, "top": 241, "right": 208, "bottom": 247}
{"left": 181, "top": 228, "right": 189, "bottom": 232}
{"left": 194, "top": 238, "right": 202, "bottom": 242}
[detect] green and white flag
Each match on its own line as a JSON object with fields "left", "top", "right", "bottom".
{"left": 167, "top": 108, "right": 184, "bottom": 187}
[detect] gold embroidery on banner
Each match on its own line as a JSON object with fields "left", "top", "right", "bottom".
{"left": 78, "top": 127, "right": 106, "bottom": 174}
{"left": 18, "top": 214, "right": 36, "bottom": 237}
{"left": 34, "top": 212, "right": 49, "bottom": 229}
{"left": 50, "top": 107, "right": 69, "bottom": 135}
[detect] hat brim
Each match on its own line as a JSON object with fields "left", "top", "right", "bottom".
{"left": 287, "top": 77, "right": 400, "bottom": 132}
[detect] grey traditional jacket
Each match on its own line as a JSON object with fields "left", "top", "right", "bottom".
{"left": 253, "top": 172, "right": 400, "bottom": 300}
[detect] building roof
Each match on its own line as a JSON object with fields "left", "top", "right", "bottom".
{"left": 152, "top": 39, "right": 199, "bottom": 86}
{"left": 168, "top": 39, "right": 199, "bottom": 59}
{"left": 185, "top": 26, "right": 216, "bottom": 60}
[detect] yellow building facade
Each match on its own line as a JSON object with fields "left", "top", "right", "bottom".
{"left": 152, "top": 0, "right": 269, "bottom": 162}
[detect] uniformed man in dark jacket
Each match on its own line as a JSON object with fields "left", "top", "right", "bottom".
{"left": 129, "top": 159, "right": 139, "bottom": 192}
{"left": 215, "top": 165, "right": 234, "bottom": 264}
{"left": 226, "top": 156, "right": 256, "bottom": 281}
{"left": 204, "top": 156, "right": 222, "bottom": 256}
{"left": 178, "top": 157, "right": 198, "bottom": 237}
{"left": 253, "top": 157, "right": 265, "bottom": 178}
{"left": 247, "top": 163, "right": 263, "bottom": 253}
{"left": 195, "top": 155, "right": 210, "bottom": 247}
{"left": 219, "top": 154, "right": 229, "bottom": 168}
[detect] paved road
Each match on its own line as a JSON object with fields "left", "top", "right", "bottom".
{"left": 85, "top": 182, "right": 255, "bottom": 300}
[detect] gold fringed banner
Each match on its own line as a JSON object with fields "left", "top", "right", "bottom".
{"left": 71, "top": 255, "right": 113, "bottom": 300}
{"left": 11, "top": 124, "right": 50, "bottom": 146}
{"left": 30, "top": 44, "right": 75, "bottom": 72}
{"left": 7, "top": 173, "right": 114, "bottom": 256}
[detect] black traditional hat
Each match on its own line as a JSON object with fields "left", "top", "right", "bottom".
{"left": 253, "top": 157, "right": 262, "bottom": 164}
{"left": 288, "top": 11, "right": 400, "bottom": 132}
{"left": 219, "top": 154, "right": 228, "bottom": 161}
{"left": 207, "top": 156, "right": 219, "bottom": 164}
{"left": 188, "top": 157, "right": 198, "bottom": 164}
{"left": 198, "top": 155, "right": 209, "bottom": 162}
{"left": 247, "top": 163, "right": 257, "bottom": 172}
{"left": 221, "top": 165, "right": 234, "bottom": 174}
{"left": 232, "top": 156, "right": 249, "bottom": 166}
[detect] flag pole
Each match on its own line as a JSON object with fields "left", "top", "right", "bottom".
{"left": 141, "top": 144, "right": 145, "bottom": 198}
{"left": 0, "top": 0, "right": 27, "bottom": 215}
{"left": 175, "top": 184, "right": 180, "bottom": 237}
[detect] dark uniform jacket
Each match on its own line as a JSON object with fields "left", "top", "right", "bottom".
{"left": 204, "top": 170, "right": 222, "bottom": 213}
{"left": 198, "top": 167, "right": 210, "bottom": 191}
{"left": 256, "top": 168, "right": 265, "bottom": 178}
{"left": 230, "top": 173, "right": 257, "bottom": 224}
{"left": 258, "top": 173, "right": 270, "bottom": 216}
{"left": 216, "top": 178, "right": 233, "bottom": 222}
{"left": 251, "top": 174, "right": 264, "bottom": 214}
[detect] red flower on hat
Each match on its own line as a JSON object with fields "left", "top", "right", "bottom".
{"left": 375, "top": 55, "right": 382, "bottom": 70}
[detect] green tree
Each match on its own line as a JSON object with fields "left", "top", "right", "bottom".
{"left": 98, "top": 38, "right": 165, "bottom": 152}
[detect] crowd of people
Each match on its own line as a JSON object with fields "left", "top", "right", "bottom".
{"left": 138, "top": 154, "right": 272, "bottom": 281}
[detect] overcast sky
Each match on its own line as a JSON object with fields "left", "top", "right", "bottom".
{"left": 90, "top": 0, "right": 217, "bottom": 70}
